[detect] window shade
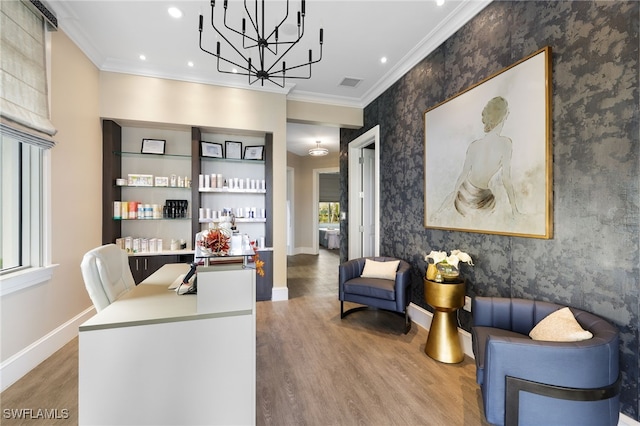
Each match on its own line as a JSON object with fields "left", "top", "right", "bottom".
{"left": 0, "top": 0, "right": 57, "bottom": 147}
{"left": 319, "top": 173, "right": 340, "bottom": 202}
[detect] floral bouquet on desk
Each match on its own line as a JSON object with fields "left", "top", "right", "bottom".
{"left": 424, "top": 250, "right": 473, "bottom": 282}
{"left": 197, "top": 227, "right": 230, "bottom": 256}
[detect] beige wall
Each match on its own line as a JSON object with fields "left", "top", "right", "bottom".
{"left": 287, "top": 99, "right": 362, "bottom": 129}
{"left": 287, "top": 151, "right": 339, "bottom": 252}
{"left": 1, "top": 30, "right": 100, "bottom": 362}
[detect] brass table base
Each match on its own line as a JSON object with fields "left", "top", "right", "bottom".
{"left": 424, "top": 278, "right": 465, "bottom": 364}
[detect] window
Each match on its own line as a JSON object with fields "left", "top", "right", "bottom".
{"left": 0, "top": 130, "right": 54, "bottom": 296}
{"left": 0, "top": 0, "right": 57, "bottom": 295}
{"left": 319, "top": 202, "right": 340, "bottom": 224}
{"left": 1, "top": 135, "right": 43, "bottom": 273}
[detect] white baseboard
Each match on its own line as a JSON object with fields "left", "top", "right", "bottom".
{"left": 407, "top": 302, "right": 637, "bottom": 426}
{"left": 271, "top": 286, "right": 289, "bottom": 301}
{"left": 620, "top": 413, "right": 640, "bottom": 426}
{"left": 0, "top": 306, "right": 95, "bottom": 392}
{"left": 291, "top": 246, "right": 316, "bottom": 255}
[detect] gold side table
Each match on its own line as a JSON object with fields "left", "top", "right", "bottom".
{"left": 424, "top": 278, "right": 466, "bottom": 364}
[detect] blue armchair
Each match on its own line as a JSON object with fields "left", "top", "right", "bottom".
{"left": 472, "top": 297, "right": 620, "bottom": 426}
{"left": 339, "top": 256, "right": 412, "bottom": 333}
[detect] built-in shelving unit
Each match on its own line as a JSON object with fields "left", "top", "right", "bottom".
{"left": 103, "top": 119, "right": 274, "bottom": 297}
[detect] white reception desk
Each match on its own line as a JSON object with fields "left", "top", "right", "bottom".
{"left": 79, "top": 263, "right": 256, "bottom": 426}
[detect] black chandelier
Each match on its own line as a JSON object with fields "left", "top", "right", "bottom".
{"left": 198, "top": 0, "right": 324, "bottom": 88}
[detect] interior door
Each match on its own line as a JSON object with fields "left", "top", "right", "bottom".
{"left": 348, "top": 125, "right": 380, "bottom": 260}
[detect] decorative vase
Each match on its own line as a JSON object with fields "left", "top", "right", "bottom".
{"left": 426, "top": 263, "right": 438, "bottom": 281}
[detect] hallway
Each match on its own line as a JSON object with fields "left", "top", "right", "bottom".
{"left": 286, "top": 248, "right": 340, "bottom": 299}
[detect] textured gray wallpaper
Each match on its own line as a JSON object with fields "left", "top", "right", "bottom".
{"left": 340, "top": 1, "right": 639, "bottom": 420}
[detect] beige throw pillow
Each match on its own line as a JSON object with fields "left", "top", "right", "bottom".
{"left": 529, "top": 307, "right": 593, "bottom": 342}
{"left": 360, "top": 259, "right": 400, "bottom": 280}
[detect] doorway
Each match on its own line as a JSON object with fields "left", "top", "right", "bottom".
{"left": 348, "top": 126, "right": 380, "bottom": 259}
{"left": 313, "top": 167, "right": 340, "bottom": 254}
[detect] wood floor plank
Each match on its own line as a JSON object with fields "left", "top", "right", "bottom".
{"left": 1, "top": 249, "right": 489, "bottom": 425}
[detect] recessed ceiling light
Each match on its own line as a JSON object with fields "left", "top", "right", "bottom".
{"left": 188, "top": 61, "right": 194, "bottom": 67}
{"left": 436, "top": 0, "right": 445, "bottom": 6}
{"left": 380, "top": 57, "right": 387, "bottom": 64}
{"left": 139, "top": 54, "right": 146, "bottom": 61}
{"left": 168, "top": 7, "right": 182, "bottom": 18}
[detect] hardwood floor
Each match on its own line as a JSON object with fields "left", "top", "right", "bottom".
{"left": 1, "top": 249, "right": 489, "bottom": 425}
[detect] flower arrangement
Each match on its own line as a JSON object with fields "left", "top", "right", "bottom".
{"left": 424, "top": 250, "right": 473, "bottom": 281}
{"left": 254, "top": 253, "right": 265, "bottom": 277}
{"left": 197, "top": 228, "right": 230, "bottom": 255}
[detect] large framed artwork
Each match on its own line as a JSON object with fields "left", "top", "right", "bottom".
{"left": 424, "top": 46, "right": 553, "bottom": 239}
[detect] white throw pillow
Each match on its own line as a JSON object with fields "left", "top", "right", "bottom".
{"left": 529, "top": 307, "right": 593, "bottom": 342}
{"left": 360, "top": 259, "right": 400, "bottom": 280}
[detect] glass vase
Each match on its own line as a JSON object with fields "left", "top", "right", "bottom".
{"left": 436, "top": 263, "right": 460, "bottom": 281}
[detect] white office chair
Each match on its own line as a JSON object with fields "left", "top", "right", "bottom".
{"left": 81, "top": 244, "right": 135, "bottom": 312}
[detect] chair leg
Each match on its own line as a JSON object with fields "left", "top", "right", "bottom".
{"left": 404, "top": 310, "right": 412, "bottom": 334}
{"left": 341, "top": 302, "right": 412, "bottom": 334}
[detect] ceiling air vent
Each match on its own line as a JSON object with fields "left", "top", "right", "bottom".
{"left": 339, "top": 77, "right": 363, "bottom": 88}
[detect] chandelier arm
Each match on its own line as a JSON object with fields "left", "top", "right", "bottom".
{"left": 266, "top": 25, "right": 319, "bottom": 75}
{"left": 218, "top": 3, "right": 258, "bottom": 44}
{"left": 216, "top": 55, "right": 251, "bottom": 74}
{"left": 263, "top": 0, "right": 291, "bottom": 43}
{"left": 265, "top": 43, "right": 298, "bottom": 74}
{"left": 249, "top": 73, "right": 285, "bottom": 88}
{"left": 242, "top": 0, "right": 259, "bottom": 39}
{"left": 198, "top": 39, "right": 219, "bottom": 59}
{"left": 270, "top": 44, "right": 322, "bottom": 79}
{"left": 271, "top": 62, "right": 310, "bottom": 78}
{"left": 206, "top": 10, "right": 261, "bottom": 74}
{"left": 264, "top": 27, "right": 306, "bottom": 74}
{"left": 264, "top": 13, "right": 304, "bottom": 52}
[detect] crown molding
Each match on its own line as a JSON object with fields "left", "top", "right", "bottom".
{"left": 52, "top": 0, "right": 492, "bottom": 110}
{"left": 358, "top": 0, "right": 492, "bottom": 109}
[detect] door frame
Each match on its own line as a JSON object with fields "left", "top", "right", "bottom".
{"left": 286, "top": 166, "right": 294, "bottom": 256}
{"left": 313, "top": 167, "right": 340, "bottom": 254}
{"left": 348, "top": 125, "right": 380, "bottom": 259}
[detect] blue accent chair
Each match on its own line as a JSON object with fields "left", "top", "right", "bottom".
{"left": 339, "top": 256, "right": 412, "bottom": 333}
{"left": 472, "top": 297, "right": 620, "bottom": 426}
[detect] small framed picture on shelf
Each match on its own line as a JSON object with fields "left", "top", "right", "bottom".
{"left": 155, "top": 176, "right": 169, "bottom": 187}
{"left": 128, "top": 174, "right": 154, "bottom": 187}
{"left": 200, "top": 141, "right": 223, "bottom": 158}
{"left": 225, "top": 140, "right": 243, "bottom": 160}
{"left": 243, "top": 145, "right": 264, "bottom": 160}
{"left": 141, "top": 138, "right": 166, "bottom": 155}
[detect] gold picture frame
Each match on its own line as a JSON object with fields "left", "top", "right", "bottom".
{"left": 424, "top": 46, "right": 553, "bottom": 239}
